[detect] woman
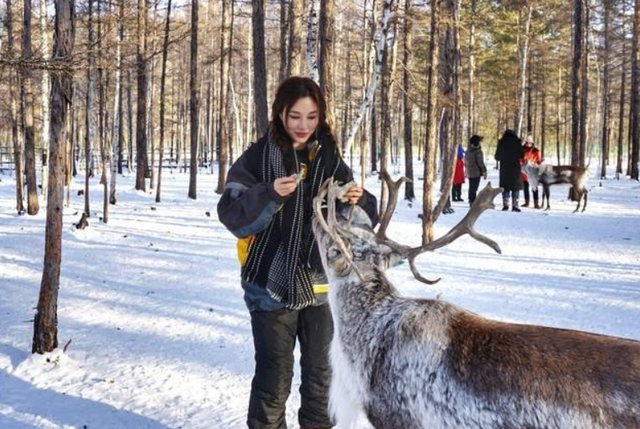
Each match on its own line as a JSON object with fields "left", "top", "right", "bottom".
{"left": 520, "top": 134, "right": 543, "bottom": 208}
{"left": 217, "top": 76, "right": 378, "bottom": 429}
{"left": 464, "top": 134, "right": 487, "bottom": 205}
{"left": 495, "top": 129, "right": 524, "bottom": 212}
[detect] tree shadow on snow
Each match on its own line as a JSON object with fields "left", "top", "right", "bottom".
{"left": 0, "top": 370, "right": 171, "bottom": 429}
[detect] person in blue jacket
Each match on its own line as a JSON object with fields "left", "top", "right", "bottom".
{"left": 217, "top": 76, "right": 378, "bottom": 429}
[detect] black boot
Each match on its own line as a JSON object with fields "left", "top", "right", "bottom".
{"left": 502, "top": 196, "right": 509, "bottom": 211}
{"left": 512, "top": 197, "right": 521, "bottom": 212}
{"left": 533, "top": 190, "right": 541, "bottom": 209}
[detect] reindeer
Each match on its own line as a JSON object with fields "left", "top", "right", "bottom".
{"left": 311, "top": 175, "right": 640, "bottom": 429}
{"left": 522, "top": 162, "right": 589, "bottom": 212}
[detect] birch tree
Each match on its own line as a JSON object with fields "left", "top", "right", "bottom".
{"left": 109, "top": 0, "right": 124, "bottom": 204}
{"left": 39, "top": 0, "right": 50, "bottom": 199}
{"left": 515, "top": 3, "right": 534, "bottom": 137}
{"left": 343, "top": 0, "right": 395, "bottom": 156}
{"left": 306, "top": 0, "right": 319, "bottom": 81}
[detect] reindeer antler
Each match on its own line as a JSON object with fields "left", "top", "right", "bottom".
{"left": 376, "top": 172, "right": 503, "bottom": 284}
{"left": 313, "top": 179, "right": 365, "bottom": 281}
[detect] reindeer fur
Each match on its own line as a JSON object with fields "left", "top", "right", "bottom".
{"left": 313, "top": 204, "right": 640, "bottom": 429}
{"left": 522, "top": 163, "right": 589, "bottom": 212}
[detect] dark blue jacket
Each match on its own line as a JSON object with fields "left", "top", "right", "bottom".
{"left": 217, "top": 134, "right": 378, "bottom": 311}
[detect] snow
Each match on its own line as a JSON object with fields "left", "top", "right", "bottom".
{"left": 1, "top": 164, "right": 639, "bottom": 429}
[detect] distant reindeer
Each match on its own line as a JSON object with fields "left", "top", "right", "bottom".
{"left": 522, "top": 162, "right": 589, "bottom": 212}
{"left": 312, "top": 175, "right": 639, "bottom": 429}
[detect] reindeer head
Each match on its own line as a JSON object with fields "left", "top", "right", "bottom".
{"left": 312, "top": 180, "right": 404, "bottom": 282}
{"left": 312, "top": 175, "right": 504, "bottom": 285}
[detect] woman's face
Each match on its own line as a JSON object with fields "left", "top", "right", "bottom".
{"left": 280, "top": 96, "right": 320, "bottom": 149}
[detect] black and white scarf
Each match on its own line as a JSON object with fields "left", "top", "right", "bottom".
{"left": 243, "top": 136, "right": 329, "bottom": 310}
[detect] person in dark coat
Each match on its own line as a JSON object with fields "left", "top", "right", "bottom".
{"left": 494, "top": 129, "right": 524, "bottom": 212}
{"left": 464, "top": 134, "right": 487, "bottom": 205}
{"left": 452, "top": 144, "right": 466, "bottom": 202}
{"left": 217, "top": 76, "right": 378, "bottom": 429}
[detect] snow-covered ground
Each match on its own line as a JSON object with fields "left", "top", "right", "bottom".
{"left": 1, "top": 164, "right": 639, "bottom": 429}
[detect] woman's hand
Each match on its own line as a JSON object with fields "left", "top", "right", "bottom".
{"left": 344, "top": 186, "right": 364, "bottom": 205}
{"left": 273, "top": 175, "right": 299, "bottom": 197}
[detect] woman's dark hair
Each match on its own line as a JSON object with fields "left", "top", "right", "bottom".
{"left": 270, "top": 76, "right": 337, "bottom": 172}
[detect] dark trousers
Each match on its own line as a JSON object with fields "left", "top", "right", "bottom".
{"left": 468, "top": 177, "right": 480, "bottom": 204}
{"left": 248, "top": 304, "right": 333, "bottom": 429}
{"left": 452, "top": 184, "right": 463, "bottom": 201}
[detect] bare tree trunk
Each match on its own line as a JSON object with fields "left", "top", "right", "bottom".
{"left": 126, "top": 69, "right": 133, "bottom": 173}
{"left": 579, "top": 0, "right": 590, "bottom": 167}
{"left": 252, "top": 0, "right": 268, "bottom": 137}
{"left": 96, "top": 0, "right": 109, "bottom": 223}
{"left": 33, "top": 0, "right": 74, "bottom": 355}
{"left": 343, "top": 0, "right": 396, "bottom": 156}
{"left": 135, "top": 0, "right": 148, "bottom": 191}
{"left": 279, "top": 0, "right": 288, "bottom": 82}
{"left": 110, "top": 0, "right": 124, "bottom": 204}
{"left": 287, "top": 0, "right": 303, "bottom": 76}
{"left": 22, "top": 0, "right": 39, "bottom": 215}
{"left": 216, "top": 0, "right": 232, "bottom": 194}
{"left": 556, "top": 67, "right": 562, "bottom": 165}
{"left": 617, "top": 12, "right": 627, "bottom": 178}
{"left": 84, "top": 0, "right": 96, "bottom": 218}
{"left": 6, "top": 0, "right": 25, "bottom": 214}
{"left": 433, "top": 0, "right": 460, "bottom": 219}
{"left": 403, "top": 0, "right": 414, "bottom": 201}
{"left": 516, "top": 3, "right": 534, "bottom": 137}
{"left": 319, "top": 0, "right": 335, "bottom": 131}
{"left": 155, "top": 0, "right": 171, "bottom": 203}
{"left": 571, "top": 0, "right": 584, "bottom": 167}
{"left": 632, "top": 0, "right": 640, "bottom": 180}
{"left": 540, "top": 84, "right": 546, "bottom": 159}
{"left": 422, "top": 0, "right": 440, "bottom": 244}
{"left": 600, "top": 0, "right": 612, "bottom": 179}
{"left": 188, "top": 0, "right": 199, "bottom": 199}
{"left": 306, "top": 0, "right": 319, "bottom": 81}
{"left": 467, "top": 0, "right": 477, "bottom": 137}
{"left": 40, "top": 0, "right": 50, "bottom": 200}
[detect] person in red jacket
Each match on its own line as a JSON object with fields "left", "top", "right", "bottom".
{"left": 452, "top": 144, "right": 466, "bottom": 202}
{"left": 521, "top": 134, "right": 543, "bottom": 208}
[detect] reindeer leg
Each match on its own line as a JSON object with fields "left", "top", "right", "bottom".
{"left": 544, "top": 185, "right": 551, "bottom": 211}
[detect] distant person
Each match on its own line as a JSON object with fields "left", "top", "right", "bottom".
{"left": 217, "top": 76, "right": 378, "bottom": 429}
{"left": 465, "top": 134, "right": 487, "bottom": 205}
{"left": 452, "top": 144, "right": 466, "bottom": 202}
{"left": 495, "top": 129, "right": 524, "bottom": 212}
{"left": 521, "top": 134, "right": 543, "bottom": 208}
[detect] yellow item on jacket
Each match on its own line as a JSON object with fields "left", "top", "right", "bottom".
{"left": 236, "top": 235, "right": 255, "bottom": 267}
{"left": 313, "top": 284, "right": 329, "bottom": 294}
